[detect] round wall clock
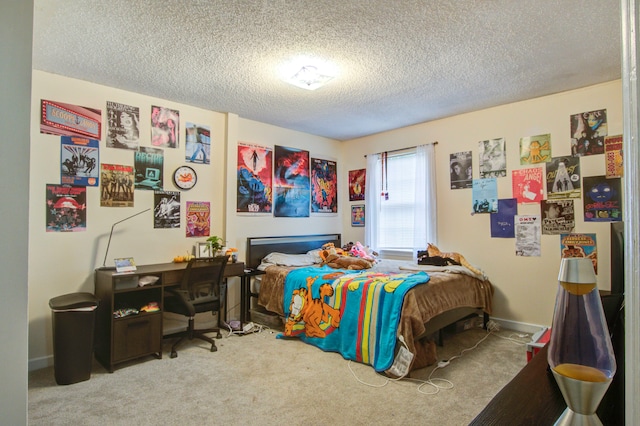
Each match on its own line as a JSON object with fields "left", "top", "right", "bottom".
{"left": 173, "top": 165, "right": 197, "bottom": 190}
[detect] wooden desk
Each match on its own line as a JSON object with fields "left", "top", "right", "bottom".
{"left": 94, "top": 261, "right": 245, "bottom": 372}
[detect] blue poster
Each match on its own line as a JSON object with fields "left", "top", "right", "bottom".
{"left": 472, "top": 178, "right": 498, "bottom": 213}
{"left": 60, "top": 136, "right": 99, "bottom": 186}
{"left": 491, "top": 198, "right": 517, "bottom": 238}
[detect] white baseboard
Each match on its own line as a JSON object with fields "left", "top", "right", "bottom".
{"left": 489, "top": 316, "right": 549, "bottom": 336}
{"left": 29, "top": 355, "right": 52, "bottom": 372}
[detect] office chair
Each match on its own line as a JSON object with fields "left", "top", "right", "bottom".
{"left": 163, "top": 255, "right": 228, "bottom": 358}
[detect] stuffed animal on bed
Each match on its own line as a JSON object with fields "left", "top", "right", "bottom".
{"left": 323, "top": 253, "right": 373, "bottom": 270}
{"left": 426, "top": 243, "right": 483, "bottom": 276}
{"left": 319, "top": 242, "right": 346, "bottom": 262}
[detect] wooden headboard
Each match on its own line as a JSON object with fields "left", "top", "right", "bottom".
{"left": 246, "top": 234, "right": 341, "bottom": 269}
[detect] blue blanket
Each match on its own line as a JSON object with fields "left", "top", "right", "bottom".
{"left": 278, "top": 265, "right": 429, "bottom": 371}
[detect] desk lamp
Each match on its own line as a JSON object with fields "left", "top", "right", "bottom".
{"left": 547, "top": 257, "right": 616, "bottom": 426}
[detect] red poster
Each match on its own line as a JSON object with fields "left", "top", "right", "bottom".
{"left": 348, "top": 169, "right": 366, "bottom": 201}
{"left": 512, "top": 167, "right": 544, "bottom": 204}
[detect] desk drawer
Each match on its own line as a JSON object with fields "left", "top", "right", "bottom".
{"left": 112, "top": 313, "right": 161, "bottom": 362}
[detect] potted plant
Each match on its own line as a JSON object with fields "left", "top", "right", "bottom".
{"left": 205, "top": 235, "right": 225, "bottom": 256}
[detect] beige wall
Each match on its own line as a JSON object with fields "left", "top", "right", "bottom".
{"left": 341, "top": 80, "right": 623, "bottom": 327}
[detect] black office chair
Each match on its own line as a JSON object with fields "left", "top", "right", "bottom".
{"left": 163, "top": 255, "right": 228, "bottom": 358}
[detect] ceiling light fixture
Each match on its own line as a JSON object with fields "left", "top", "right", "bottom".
{"left": 288, "top": 65, "right": 334, "bottom": 91}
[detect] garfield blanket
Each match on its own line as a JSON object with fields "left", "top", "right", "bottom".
{"left": 278, "top": 265, "right": 429, "bottom": 372}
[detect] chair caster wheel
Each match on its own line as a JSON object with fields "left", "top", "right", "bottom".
{"left": 216, "top": 331, "right": 222, "bottom": 339}
{"left": 170, "top": 351, "right": 177, "bottom": 358}
{"left": 210, "top": 345, "right": 217, "bottom": 352}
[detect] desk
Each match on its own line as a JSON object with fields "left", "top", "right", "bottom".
{"left": 94, "top": 261, "right": 245, "bottom": 372}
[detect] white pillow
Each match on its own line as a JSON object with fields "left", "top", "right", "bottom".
{"left": 262, "top": 252, "right": 319, "bottom": 267}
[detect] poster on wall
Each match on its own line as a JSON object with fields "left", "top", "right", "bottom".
{"left": 40, "top": 99, "right": 102, "bottom": 139}
{"left": 60, "top": 136, "right": 99, "bottom": 186}
{"left": 153, "top": 191, "right": 180, "bottom": 229}
{"left": 100, "top": 163, "right": 134, "bottom": 207}
{"left": 185, "top": 122, "right": 211, "bottom": 165}
{"left": 541, "top": 199, "right": 575, "bottom": 235}
{"left": 46, "top": 184, "right": 86, "bottom": 232}
{"left": 570, "top": 109, "right": 607, "bottom": 156}
{"left": 478, "top": 138, "right": 506, "bottom": 178}
{"left": 106, "top": 101, "right": 140, "bottom": 150}
{"left": 490, "top": 198, "right": 517, "bottom": 238}
{"left": 515, "top": 215, "right": 541, "bottom": 257}
{"left": 311, "top": 158, "right": 337, "bottom": 213}
{"left": 519, "top": 134, "right": 551, "bottom": 165}
{"left": 450, "top": 151, "right": 472, "bottom": 189}
{"left": 348, "top": 169, "right": 366, "bottom": 201}
{"left": 546, "top": 156, "right": 581, "bottom": 199}
{"left": 512, "top": 167, "right": 544, "bottom": 204}
{"left": 134, "top": 146, "right": 164, "bottom": 191}
{"left": 237, "top": 142, "right": 272, "bottom": 213}
{"left": 560, "top": 233, "right": 598, "bottom": 274}
{"left": 472, "top": 178, "right": 498, "bottom": 213}
{"left": 274, "top": 145, "right": 310, "bottom": 218}
{"left": 351, "top": 205, "right": 365, "bottom": 227}
{"left": 604, "top": 135, "right": 623, "bottom": 178}
{"left": 583, "top": 175, "right": 622, "bottom": 222}
{"left": 186, "top": 201, "right": 210, "bottom": 237}
{"left": 151, "top": 105, "right": 179, "bottom": 148}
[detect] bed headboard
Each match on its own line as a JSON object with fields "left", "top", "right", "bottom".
{"left": 246, "top": 234, "right": 341, "bottom": 269}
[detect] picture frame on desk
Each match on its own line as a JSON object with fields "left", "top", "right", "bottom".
{"left": 196, "top": 242, "right": 210, "bottom": 258}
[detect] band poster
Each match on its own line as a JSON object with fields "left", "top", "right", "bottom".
{"left": 186, "top": 122, "right": 211, "bottom": 165}
{"left": 40, "top": 99, "right": 101, "bottom": 139}
{"left": 106, "top": 101, "right": 140, "bottom": 150}
{"left": 546, "top": 156, "right": 581, "bottom": 199}
{"left": 515, "top": 215, "right": 541, "bottom": 257}
{"left": 490, "top": 198, "right": 517, "bottom": 238}
{"left": 153, "top": 191, "right": 180, "bottom": 229}
{"left": 478, "top": 138, "right": 506, "bottom": 178}
{"left": 541, "top": 199, "right": 575, "bottom": 235}
{"left": 151, "top": 105, "right": 179, "bottom": 148}
{"left": 583, "top": 175, "right": 622, "bottom": 222}
{"left": 348, "top": 169, "right": 366, "bottom": 201}
{"left": 274, "top": 145, "right": 310, "bottom": 218}
{"left": 46, "top": 184, "right": 87, "bottom": 232}
{"left": 237, "top": 142, "right": 272, "bottom": 213}
{"left": 472, "top": 178, "right": 498, "bottom": 213}
{"left": 604, "top": 135, "right": 623, "bottom": 178}
{"left": 560, "top": 233, "right": 598, "bottom": 274}
{"left": 520, "top": 134, "right": 551, "bottom": 165}
{"left": 311, "top": 158, "right": 338, "bottom": 213}
{"left": 134, "top": 146, "right": 163, "bottom": 191}
{"left": 61, "top": 136, "right": 99, "bottom": 186}
{"left": 570, "top": 109, "right": 607, "bottom": 156}
{"left": 100, "top": 163, "right": 134, "bottom": 207}
{"left": 512, "top": 167, "right": 544, "bottom": 204}
{"left": 450, "top": 151, "right": 472, "bottom": 189}
{"left": 186, "top": 201, "right": 210, "bottom": 237}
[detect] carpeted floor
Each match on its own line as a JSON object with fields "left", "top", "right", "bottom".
{"left": 29, "top": 326, "right": 528, "bottom": 425}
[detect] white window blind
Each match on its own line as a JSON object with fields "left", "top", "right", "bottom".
{"left": 378, "top": 152, "right": 416, "bottom": 251}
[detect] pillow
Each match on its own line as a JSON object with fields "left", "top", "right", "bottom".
{"left": 261, "top": 252, "right": 319, "bottom": 267}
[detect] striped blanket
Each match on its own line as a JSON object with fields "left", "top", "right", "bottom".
{"left": 278, "top": 265, "right": 429, "bottom": 371}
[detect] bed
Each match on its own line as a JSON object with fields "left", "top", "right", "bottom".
{"left": 246, "top": 234, "right": 493, "bottom": 373}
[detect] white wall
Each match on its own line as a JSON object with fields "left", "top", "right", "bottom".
{"left": 341, "top": 80, "right": 623, "bottom": 327}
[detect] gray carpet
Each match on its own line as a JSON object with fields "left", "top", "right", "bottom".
{"left": 29, "top": 327, "right": 527, "bottom": 425}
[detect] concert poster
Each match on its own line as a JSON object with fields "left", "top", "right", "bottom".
{"left": 490, "top": 198, "right": 517, "bottom": 238}
{"left": 134, "top": 147, "right": 164, "bottom": 191}
{"left": 100, "top": 163, "right": 134, "bottom": 207}
{"left": 582, "top": 175, "right": 622, "bottom": 222}
{"left": 348, "top": 169, "right": 366, "bottom": 201}
{"left": 311, "top": 158, "right": 337, "bottom": 213}
{"left": 450, "top": 151, "right": 473, "bottom": 189}
{"left": 541, "top": 199, "right": 575, "bottom": 235}
{"left": 151, "top": 105, "right": 179, "bottom": 148}
{"left": 546, "top": 156, "right": 581, "bottom": 199}
{"left": 515, "top": 215, "right": 541, "bottom": 257}
{"left": 185, "top": 201, "right": 210, "bottom": 237}
{"left": 512, "top": 167, "right": 544, "bottom": 204}
{"left": 40, "top": 99, "right": 101, "bottom": 139}
{"left": 60, "top": 136, "right": 99, "bottom": 186}
{"left": 520, "top": 134, "right": 551, "bottom": 165}
{"left": 274, "top": 145, "right": 310, "bottom": 218}
{"left": 106, "top": 101, "right": 140, "bottom": 150}
{"left": 472, "top": 178, "right": 498, "bottom": 213}
{"left": 185, "top": 122, "right": 211, "bottom": 165}
{"left": 560, "top": 233, "right": 598, "bottom": 274}
{"left": 478, "top": 138, "right": 506, "bottom": 178}
{"left": 153, "top": 191, "right": 180, "bottom": 229}
{"left": 237, "top": 142, "right": 272, "bottom": 213}
{"left": 46, "top": 184, "right": 86, "bottom": 232}
{"left": 604, "top": 135, "right": 623, "bottom": 178}
{"left": 570, "top": 109, "right": 607, "bottom": 156}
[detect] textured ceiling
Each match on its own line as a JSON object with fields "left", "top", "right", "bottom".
{"left": 32, "top": 0, "right": 621, "bottom": 141}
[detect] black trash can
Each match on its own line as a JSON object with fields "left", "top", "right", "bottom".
{"left": 49, "top": 292, "right": 99, "bottom": 385}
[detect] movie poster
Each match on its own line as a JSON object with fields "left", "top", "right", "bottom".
{"left": 515, "top": 215, "right": 541, "bottom": 257}
{"left": 311, "top": 158, "right": 337, "bottom": 213}
{"left": 604, "top": 135, "right": 623, "bottom": 178}
{"left": 490, "top": 198, "right": 517, "bottom": 238}
{"left": 185, "top": 122, "right": 211, "bottom": 165}
{"left": 46, "top": 184, "right": 87, "bottom": 232}
{"left": 100, "top": 163, "right": 134, "bottom": 207}
{"left": 351, "top": 205, "right": 365, "bottom": 227}
{"left": 60, "top": 136, "right": 99, "bottom": 186}
{"left": 570, "top": 109, "right": 607, "bottom": 156}
{"left": 151, "top": 105, "right": 179, "bottom": 148}
{"left": 40, "top": 99, "right": 101, "bottom": 139}
{"left": 478, "top": 138, "right": 507, "bottom": 178}
{"left": 583, "top": 175, "right": 622, "bottom": 222}
{"left": 541, "top": 199, "right": 575, "bottom": 235}
{"left": 106, "top": 101, "right": 140, "bottom": 150}
{"left": 153, "top": 191, "right": 180, "bottom": 229}
{"left": 512, "top": 167, "right": 544, "bottom": 204}
{"left": 560, "top": 233, "right": 598, "bottom": 274}
{"left": 472, "top": 178, "right": 498, "bottom": 213}
{"left": 185, "top": 201, "right": 210, "bottom": 237}
{"left": 237, "top": 142, "right": 272, "bottom": 213}
{"left": 134, "top": 146, "right": 164, "bottom": 191}
{"left": 349, "top": 169, "right": 366, "bottom": 201}
{"left": 274, "top": 145, "right": 310, "bottom": 217}
{"left": 520, "top": 134, "right": 551, "bottom": 165}
{"left": 450, "top": 151, "right": 473, "bottom": 189}
{"left": 546, "top": 156, "right": 581, "bottom": 199}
